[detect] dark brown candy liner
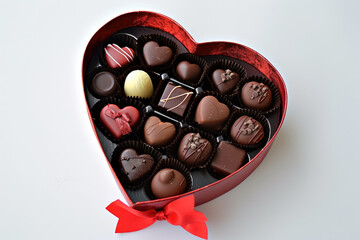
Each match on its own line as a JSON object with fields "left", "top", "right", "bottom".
{"left": 99, "top": 33, "right": 139, "bottom": 75}
{"left": 141, "top": 111, "right": 181, "bottom": 153}
{"left": 170, "top": 53, "right": 208, "bottom": 87}
{"left": 91, "top": 97, "right": 147, "bottom": 143}
{"left": 145, "top": 157, "right": 193, "bottom": 200}
{"left": 118, "top": 65, "right": 162, "bottom": 105}
{"left": 136, "top": 34, "right": 179, "bottom": 73}
{"left": 237, "top": 75, "right": 281, "bottom": 115}
{"left": 86, "top": 66, "right": 122, "bottom": 99}
{"left": 110, "top": 140, "right": 163, "bottom": 189}
{"left": 205, "top": 140, "right": 251, "bottom": 180}
{"left": 203, "top": 59, "right": 247, "bottom": 98}
{"left": 223, "top": 108, "right": 270, "bottom": 150}
{"left": 150, "top": 80, "right": 195, "bottom": 122}
{"left": 167, "top": 126, "right": 218, "bottom": 170}
{"left": 184, "top": 90, "right": 236, "bottom": 136}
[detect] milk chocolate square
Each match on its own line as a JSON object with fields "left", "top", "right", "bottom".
{"left": 158, "top": 82, "right": 193, "bottom": 117}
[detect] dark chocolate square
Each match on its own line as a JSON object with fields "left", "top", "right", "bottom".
{"left": 158, "top": 82, "right": 193, "bottom": 117}
{"left": 210, "top": 141, "right": 247, "bottom": 176}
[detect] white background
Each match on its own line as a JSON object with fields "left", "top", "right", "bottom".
{"left": 1, "top": 0, "right": 360, "bottom": 239}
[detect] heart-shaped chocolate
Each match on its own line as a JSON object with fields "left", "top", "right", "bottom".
{"left": 212, "top": 69, "right": 240, "bottom": 94}
{"left": 195, "top": 96, "right": 230, "bottom": 131}
{"left": 176, "top": 61, "right": 201, "bottom": 82}
{"left": 144, "top": 116, "right": 176, "bottom": 147}
{"left": 104, "top": 44, "right": 135, "bottom": 68}
{"left": 119, "top": 148, "right": 155, "bottom": 183}
{"left": 177, "top": 133, "right": 213, "bottom": 167}
{"left": 143, "top": 41, "right": 173, "bottom": 66}
{"left": 100, "top": 104, "right": 140, "bottom": 139}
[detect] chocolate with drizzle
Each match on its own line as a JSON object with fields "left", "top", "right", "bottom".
{"left": 241, "top": 81, "right": 272, "bottom": 111}
{"left": 158, "top": 82, "right": 193, "bottom": 117}
{"left": 230, "top": 116, "right": 264, "bottom": 145}
{"left": 177, "top": 133, "right": 213, "bottom": 167}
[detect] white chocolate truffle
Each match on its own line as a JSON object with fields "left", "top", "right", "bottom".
{"left": 124, "top": 70, "right": 154, "bottom": 98}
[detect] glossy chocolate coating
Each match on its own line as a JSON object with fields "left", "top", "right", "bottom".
{"left": 177, "top": 133, "right": 212, "bottom": 167}
{"left": 143, "top": 41, "right": 173, "bottom": 66}
{"left": 158, "top": 82, "right": 193, "bottom": 117}
{"left": 124, "top": 70, "right": 154, "bottom": 98}
{"left": 176, "top": 61, "right": 201, "bottom": 82}
{"left": 104, "top": 44, "right": 135, "bottom": 68}
{"left": 119, "top": 148, "right": 155, "bottom": 184}
{"left": 210, "top": 141, "right": 247, "bottom": 176}
{"left": 194, "top": 96, "right": 230, "bottom": 131}
{"left": 241, "top": 81, "right": 272, "bottom": 111}
{"left": 144, "top": 116, "right": 176, "bottom": 147}
{"left": 211, "top": 69, "right": 240, "bottom": 94}
{"left": 91, "top": 71, "right": 118, "bottom": 97}
{"left": 230, "top": 115, "right": 265, "bottom": 145}
{"left": 151, "top": 168, "right": 187, "bottom": 198}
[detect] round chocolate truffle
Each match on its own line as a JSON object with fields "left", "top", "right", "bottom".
{"left": 241, "top": 81, "right": 272, "bottom": 111}
{"left": 124, "top": 70, "right": 154, "bottom": 98}
{"left": 230, "top": 115, "right": 265, "bottom": 145}
{"left": 177, "top": 133, "right": 212, "bottom": 167}
{"left": 91, "top": 71, "right": 118, "bottom": 97}
{"left": 151, "top": 168, "right": 187, "bottom": 198}
{"left": 176, "top": 61, "right": 201, "bottom": 82}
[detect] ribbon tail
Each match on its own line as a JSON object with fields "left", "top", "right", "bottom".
{"left": 106, "top": 200, "right": 156, "bottom": 233}
{"left": 181, "top": 222, "right": 208, "bottom": 239}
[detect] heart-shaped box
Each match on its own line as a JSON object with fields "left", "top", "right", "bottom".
{"left": 82, "top": 11, "right": 288, "bottom": 211}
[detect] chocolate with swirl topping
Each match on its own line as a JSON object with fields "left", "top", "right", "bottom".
{"left": 230, "top": 116, "right": 264, "bottom": 145}
{"left": 158, "top": 82, "right": 193, "bottom": 117}
{"left": 177, "top": 133, "right": 213, "bottom": 167}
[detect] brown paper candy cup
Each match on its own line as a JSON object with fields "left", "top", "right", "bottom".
{"left": 110, "top": 140, "right": 163, "bottom": 189}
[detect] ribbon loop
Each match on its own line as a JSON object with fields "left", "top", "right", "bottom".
{"left": 106, "top": 195, "right": 208, "bottom": 239}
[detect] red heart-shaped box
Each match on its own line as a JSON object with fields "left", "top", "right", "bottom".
{"left": 82, "top": 11, "right": 288, "bottom": 211}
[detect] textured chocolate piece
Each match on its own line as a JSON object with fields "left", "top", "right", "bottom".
{"left": 176, "top": 61, "right": 201, "bottom": 82}
{"left": 143, "top": 41, "right": 173, "bottom": 66}
{"left": 230, "top": 115, "right": 265, "bottom": 145}
{"left": 151, "top": 168, "right": 187, "bottom": 198}
{"left": 100, "top": 104, "right": 140, "bottom": 139}
{"left": 241, "top": 81, "right": 272, "bottom": 111}
{"left": 144, "top": 116, "right": 176, "bottom": 147}
{"left": 91, "top": 71, "right": 118, "bottom": 97}
{"left": 211, "top": 69, "right": 240, "bottom": 94}
{"left": 177, "top": 133, "right": 212, "bottom": 167}
{"left": 210, "top": 141, "right": 247, "bottom": 176}
{"left": 194, "top": 96, "right": 230, "bottom": 131}
{"left": 104, "top": 44, "right": 135, "bottom": 68}
{"left": 158, "top": 82, "right": 193, "bottom": 117}
{"left": 119, "top": 148, "right": 155, "bottom": 184}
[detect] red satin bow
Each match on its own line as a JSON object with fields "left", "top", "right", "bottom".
{"left": 106, "top": 195, "right": 208, "bottom": 239}
{"left": 105, "top": 107, "right": 132, "bottom": 135}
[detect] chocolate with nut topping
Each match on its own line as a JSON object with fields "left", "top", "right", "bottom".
{"left": 241, "top": 81, "right": 272, "bottom": 111}
{"left": 230, "top": 115, "right": 264, "bottom": 145}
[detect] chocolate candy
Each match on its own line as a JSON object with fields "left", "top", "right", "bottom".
{"left": 158, "top": 82, "right": 193, "bottom": 117}
{"left": 151, "top": 168, "right": 187, "bottom": 198}
{"left": 176, "top": 61, "right": 201, "bottom": 82}
{"left": 119, "top": 148, "right": 155, "bottom": 184}
{"left": 143, "top": 41, "right": 173, "bottom": 66}
{"left": 104, "top": 44, "right": 135, "bottom": 68}
{"left": 144, "top": 116, "right": 176, "bottom": 147}
{"left": 124, "top": 70, "right": 154, "bottom": 98}
{"left": 230, "top": 115, "right": 265, "bottom": 145}
{"left": 212, "top": 69, "right": 240, "bottom": 94}
{"left": 195, "top": 96, "right": 230, "bottom": 131}
{"left": 177, "top": 133, "right": 212, "bottom": 167}
{"left": 91, "top": 71, "right": 118, "bottom": 97}
{"left": 210, "top": 141, "right": 247, "bottom": 176}
{"left": 100, "top": 104, "right": 140, "bottom": 139}
{"left": 241, "top": 81, "right": 272, "bottom": 111}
